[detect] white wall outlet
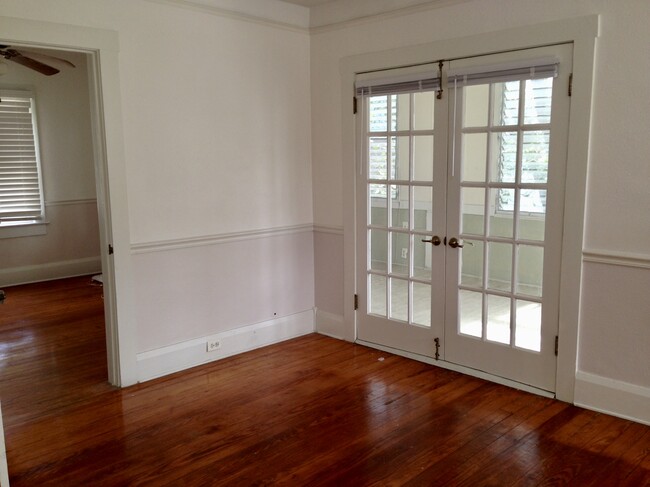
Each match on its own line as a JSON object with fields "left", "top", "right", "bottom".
{"left": 401, "top": 248, "right": 408, "bottom": 259}
{"left": 207, "top": 339, "right": 222, "bottom": 352}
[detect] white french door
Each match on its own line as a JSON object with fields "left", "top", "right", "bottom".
{"left": 356, "top": 44, "right": 572, "bottom": 392}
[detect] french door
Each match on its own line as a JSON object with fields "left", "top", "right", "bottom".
{"left": 356, "top": 45, "right": 572, "bottom": 392}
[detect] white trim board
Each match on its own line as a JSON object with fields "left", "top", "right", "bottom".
{"left": 356, "top": 339, "right": 555, "bottom": 398}
{"left": 574, "top": 371, "right": 650, "bottom": 426}
{"left": 131, "top": 223, "right": 313, "bottom": 254}
{"left": 0, "top": 256, "right": 101, "bottom": 287}
{"left": 583, "top": 249, "right": 650, "bottom": 270}
{"left": 0, "top": 402, "right": 8, "bottom": 487}
{"left": 136, "top": 309, "right": 315, "bottom": 383}
{"left": 315, "top": 309, "right": 346, "bottom": 340}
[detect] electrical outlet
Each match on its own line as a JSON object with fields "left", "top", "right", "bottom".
{"left": 401, "top": 248, "right": 408, "bottom": 259}
{"left": 207, "top": 340, "right": 222, "bottom": 352}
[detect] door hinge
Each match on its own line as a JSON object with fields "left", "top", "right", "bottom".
{"left": 568, "top": 73, "right": 573, "bottom": 97}
{"left": 108, "top": 244, "right": 114, "bottom": 255}
{"left": 555, "top": 335, "right": 559, "bottom": 356}
{"left": 353, "top": 96, "right": 358, "bottom": 114}
{"left": 354, "top": 293, "right": 359, "bottom": 310}
{"left": 434, "top": 337, "right": 440, "bottom": 360}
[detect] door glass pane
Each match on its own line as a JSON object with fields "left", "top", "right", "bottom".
{"left": 462, "top": 133, "right": 487, "bottom": 182}
{"left": 520, "top": 188, "right": 546, "bottom": 216}
{"left": 391, "top": 94, "right": 410, "bottom": 131}
{"left": 369, "top": 137, "right": 388, "bottom": 179}
{"left": 390, "top": 278, "right": 408, "bottom": 322}
{"left": 369, "top": 274, "right": 386, "bottom": 317}
{"left": 515, "top": 300, "right": 542, "bottom": 351}
{"left": 490, "top": 132, "right": 517, "bottom": 183}
{"left": 412, "top": 236, "right": 431, "bottom": 281}
{"left": 492, "top": 81, "right": 520, "bottom": 126}
{"left": 391, "top": 232, "right": 409, "bottom": 277}
{"left": 369, "top": 185, "right": 387, "bottom": 227}
{"left": 369, "top": 95, "right": 388, "bottom": 132}
{"left": 413, "top": 186, "right": 432, "bottom": 231}
{"left": 391, "top": 136, "right": 410, "bottom": 180}
{"left": 489, "top": 188, "right": 514, "bottom": 238}
{"left": 461, "top": 187, "right": 485, "bottom": 236}
{"left": 459, "top": 290, "right": 482, "bottom": 338}
{"left": 487, "top": 242, "right": 512, "bottom": 292}
{"left": 413, "top": 282, "right": 431, "bottom": 327}
{"left": 413, "top": 135, "right": 433, "bottom": 181}
{"left": 518, "top": 202, "right": 545, "bottom": 241}
{"left": 463, "top": 84, "right": 488, "bottom": 127}
{"left": 487, "top": 294, "right": 511, "bottom": 344}
{"left": 369, "top": 229, "right": 387, "bottom": 272}
{"left": 460, "top": 239, "right": 483, "bottom": 289}
{"left": 522, "top": 130, "right": 549, "bottom": 183}
{"left": 413, "top": 91, "right": 434, "bottom": 130}
{"left": 524, "top": 78, "right": 553, "bottom": 125}
{"left": 517, "top": 245, "right": 544, "bottom": 297}
{"left": 391, "top": 185, "right": 409, "bottom": 229}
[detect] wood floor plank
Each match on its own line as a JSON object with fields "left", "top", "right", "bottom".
{"left": 0, "top": 277, "right": 649, "bottom": 486}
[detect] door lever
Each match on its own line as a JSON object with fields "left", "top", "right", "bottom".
{"left": 448, "top": 237, "right": 473, "bottom": 249}
{"left": 421, "top": 236, "right": 442, "bottom": 246}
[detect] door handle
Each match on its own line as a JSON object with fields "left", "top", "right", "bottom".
{"left": 448, "top": 237, "right": 473, "bottom": 249}
{"left": 421, "top": 236, "right": 442, "bottom": 246}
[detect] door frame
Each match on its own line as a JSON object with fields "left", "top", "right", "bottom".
{"left": 0, "top": 15, "right": 138, "bottom": 387}
{"left": 341, "top": 16, "right": 599, "bottom": 402}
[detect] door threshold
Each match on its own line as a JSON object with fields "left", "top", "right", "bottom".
{"left": 355, "top": 339, "right": 556, "bottom": 399}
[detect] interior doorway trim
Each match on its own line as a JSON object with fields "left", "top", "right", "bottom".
{"left": 340, "top": 15, "right": 598, "bottom": 403}
{"left": 0, "top": 15, "right": 138, "bottom": 387}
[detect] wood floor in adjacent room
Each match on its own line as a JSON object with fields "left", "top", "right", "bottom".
{"left": 0, "top": 277, "right": 648, "bottom": 486}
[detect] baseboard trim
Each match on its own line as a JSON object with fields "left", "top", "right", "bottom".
{"left": 355, "top": 339, "right": 555, "bottom": 399}
{"left": 136, "top": 309, "right": 315, "bottom": 383}
{"left": 0, "top": 256, "right": 101, "bottom": 287}
{"left": 314, "top": 309, "right": 345, "bottom": 340}
{"left": 574, "top": 371, "right": 650, "bottom": 425}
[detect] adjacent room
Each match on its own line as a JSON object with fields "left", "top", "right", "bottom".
{"left": 0, "top": 0, "right": 648, "bottom": 484}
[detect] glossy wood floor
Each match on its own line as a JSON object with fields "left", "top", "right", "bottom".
{"left": 0, "top": 277, "right": 649, "bottom": 486}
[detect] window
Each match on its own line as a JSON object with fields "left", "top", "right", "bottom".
{"left": 0, "top": 90, "right": 45, "bottom": 226}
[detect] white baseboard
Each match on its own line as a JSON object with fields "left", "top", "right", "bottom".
{"left": 314, "top": 309, "right": 346, "bottom": 340}
{"left": 574, "top": 371, "right": 650, "bottom": 425}
{"left": 0, "top": 256, "right": 101, "bottom": 287}
{"left": 136, "top": 309, "right": 315, "bottom": 383}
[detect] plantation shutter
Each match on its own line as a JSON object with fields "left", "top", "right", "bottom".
{"left": 0, "top": 91, "right": 44, "bottom": 222}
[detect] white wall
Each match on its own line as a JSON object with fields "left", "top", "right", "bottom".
{"left": 0, "top": 50, "right": 101, "bottom": 285}
{"left": 310, "top": 0, "right": 650, "bottom": 423}
{"left": 0, "top": 0, "right": 315, "bottom": 381}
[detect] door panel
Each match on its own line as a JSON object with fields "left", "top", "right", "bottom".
{"left": 444, "top": 45, "right": 572, "bottom": 391}
{"left": 357, "top": 83, "right": 448, "bottom": 358}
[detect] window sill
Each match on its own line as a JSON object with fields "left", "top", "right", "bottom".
{"left": 0, "top": 221, "right": 49, "bottom": 239}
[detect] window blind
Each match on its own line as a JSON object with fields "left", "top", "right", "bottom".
{"left": 447, "top": 57, "right": 559, "bottom": 86}
{"left": 0, "top": 91, "right": 44, "bottom": 222}
{"left": 355, "top": 70, "right": 440, "bottom": 96}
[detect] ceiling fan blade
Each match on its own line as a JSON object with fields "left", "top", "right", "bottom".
{"left": 5, "top": 52, "right": 60, "bottom": 76}
{"left": 19, "top": 49, "right": 76, "bottom": 69}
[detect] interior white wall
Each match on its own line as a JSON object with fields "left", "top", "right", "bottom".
{"left": 0, "top": 50, "right": 100, "bottom": 284}
{"left": 310, "top": 0, "right": 650, "bottom": 419}
{"left": 0, "top": 0, "right": 315, "bottom": 378}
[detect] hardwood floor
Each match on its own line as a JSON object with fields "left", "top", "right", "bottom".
{"left": 0, "top": 277, "right": 648, "bottom": 486}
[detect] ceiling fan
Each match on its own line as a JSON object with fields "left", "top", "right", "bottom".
{"left": 0, "top": 45, "right": 75, "bottom": 76}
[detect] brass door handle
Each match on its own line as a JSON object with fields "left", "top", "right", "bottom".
{"left": 448, "top": 237, "right": 473, "bottom": 249}
{"left": 421, "top": 236, "right": 442, "bottom": 246}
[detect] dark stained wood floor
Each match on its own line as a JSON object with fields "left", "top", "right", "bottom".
{"left": 0, "top": 276, "right": 648, "bottom": 486}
